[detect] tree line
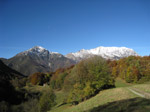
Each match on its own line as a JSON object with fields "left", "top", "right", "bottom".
{"left": 108, "top": 56, "right": 150, "bottom": 83}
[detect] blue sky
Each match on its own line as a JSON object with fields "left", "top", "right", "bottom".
{"left": 0, "top": 0, "right": 150, "bottom": 58}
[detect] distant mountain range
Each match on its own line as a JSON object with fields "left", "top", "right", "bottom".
{"left": 66, "top": 46, "right": 138, "bottom": 62}
{"left": 1, "top": 46, "right": 138, "bottom": 76}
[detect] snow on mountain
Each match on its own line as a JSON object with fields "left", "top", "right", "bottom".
{"left": 16, "top": 46, "right": 59, "bottom": 57}
{"left": 66, "top": 46, "right": 138, "bottom": 62}
{"left": 16, "top": 46, "right": 138, "bottom": 62}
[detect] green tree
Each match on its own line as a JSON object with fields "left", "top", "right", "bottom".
{"left": 67, "top": 56, "right": 115, "bottom": 103}
{"left": 83, "top": 82, "right": 95, "bottom": 99}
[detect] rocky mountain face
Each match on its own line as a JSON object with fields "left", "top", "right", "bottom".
{"left": 1, "top": 46, "right": 76, "bottom": 76}
{"left": 66, "top": 46, "right": 138, "bottom": 62}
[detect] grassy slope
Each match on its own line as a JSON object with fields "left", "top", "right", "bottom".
{"left": 132, "top": 84, "right": 150, "bottom": 93}
{"left": 24, "top": 84, "right": 51, "bottom": 94}
{"left": 50, "top": 78, "right": 137, "bottom": 112}
{"left": 24, "top": 80, "right": 150, "bottom": 112}
{"left": 115, "top": 78, "right": 132, "bottom": 88}
{"left": 89, "top": 97, "right": 150, "bottom": 112}
{"left": 54, "top": 90, "right": 69, "bottom": 107}
{"left": 50, "top": 79, "right": 150, "bottom": 112}
{"left": 50, "top": 87, "right": 138, "bottom": 112}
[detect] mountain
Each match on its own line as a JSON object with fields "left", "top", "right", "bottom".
{"left": 0, "top": 60, "right": 25, "bottom": 104}
{"left": 0, "top": 59, "right": 24, "bottom": 81}
{"left": 66, "top": 46, "right": 138, "bottom": 62}
{"left": 1, "top": 46, "right": 76, "bottom": 76}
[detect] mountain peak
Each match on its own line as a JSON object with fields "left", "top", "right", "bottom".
{"left": 32, "top": 46, "right": 45, "bottom": 49}
{"left": 28, "top": 46, "right": 46, "bottom": 53}
{"left": 15, "top": 46, "right": 48, "bottom": 57}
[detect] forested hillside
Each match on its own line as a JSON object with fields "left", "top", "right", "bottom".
{"left": 109, "top": 56, "right": 150, "bottom": 83}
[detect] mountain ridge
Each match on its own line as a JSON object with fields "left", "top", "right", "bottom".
{"left": 65, "top": 46, "right": 138, "bottom": 62}
{"left": 1, "top": 46, "right": 138, "bottom": 76}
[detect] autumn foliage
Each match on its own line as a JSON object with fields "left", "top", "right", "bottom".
{"left": 50, "top": 65, "right": 74, "bottom": 90}
{"left": 108, "top": 56, "right": 150, "bottom": 83}
{"left": 29, "top": 72, "right": 50, "bottom": 85}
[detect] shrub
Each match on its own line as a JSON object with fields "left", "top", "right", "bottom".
{"left": 39, "top": 89, "right": 56, "bottom": 112}
{"left": 11, "top": 99, "right": 39, "bottom": 112}
{"left": 11, "top": 77, "right": 27, "bottom": 88}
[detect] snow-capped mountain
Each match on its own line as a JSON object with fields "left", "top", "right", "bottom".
{"left": 16, "top": 46, "right": 59, "bottom": 57}
{"left": 66, "top": 46, "right": 138, "bottom": 62}
{"left": 2, "top": 46, "right": 75, "bottom": 76}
